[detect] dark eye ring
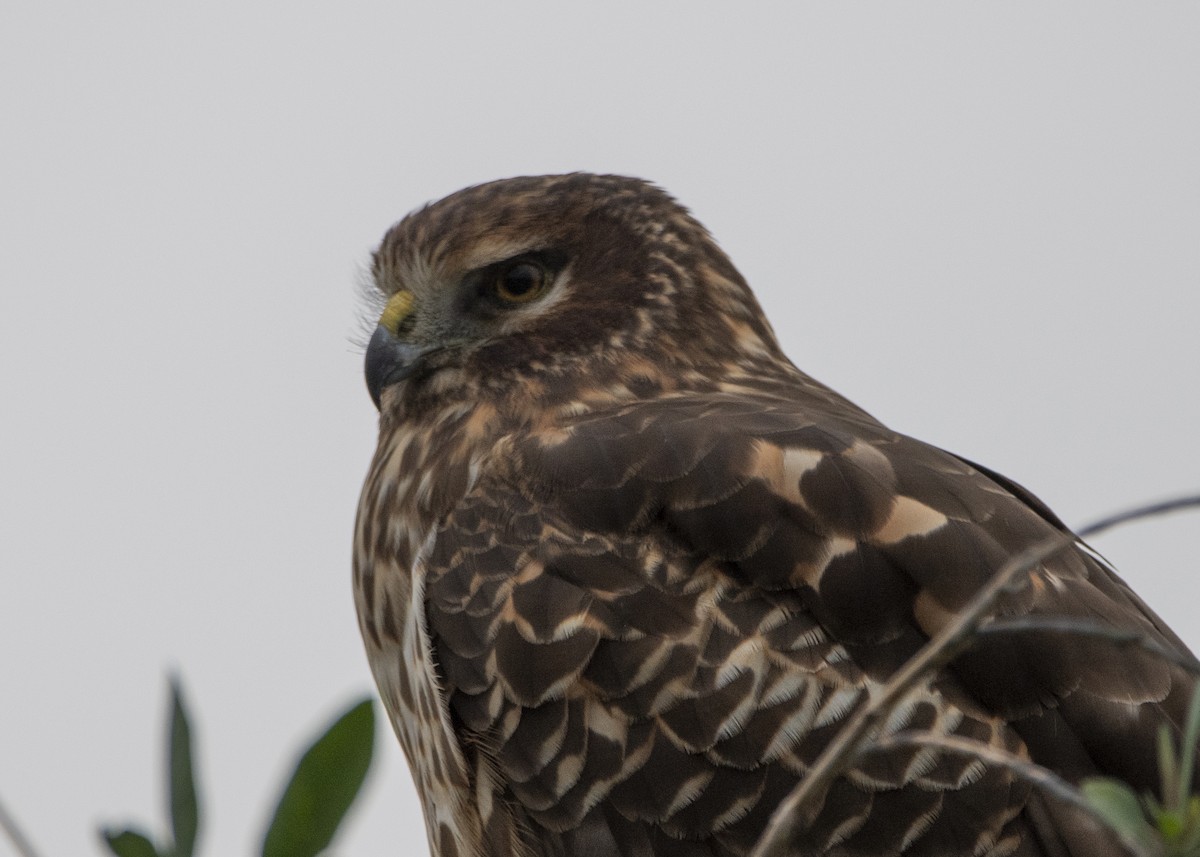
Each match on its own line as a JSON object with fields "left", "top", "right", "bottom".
{"left": 493, "top": 261, "right": 548, "bottom": 304}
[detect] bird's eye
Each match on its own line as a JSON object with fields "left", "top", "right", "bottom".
{"left": 492, "top": 261, "right": 547, "bottom": 304}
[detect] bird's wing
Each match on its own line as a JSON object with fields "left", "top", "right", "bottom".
{"left": 425, "top": 392, "right": 1191, "bottom": 856}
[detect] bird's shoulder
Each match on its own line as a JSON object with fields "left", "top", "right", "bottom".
{"left": 430, "top": 386, "right": 1192, "bottom": 791}
{"left": 423, "top": 390, "right": 1053, "bottom": 856}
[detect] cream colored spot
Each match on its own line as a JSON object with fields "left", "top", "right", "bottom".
{"left": 474, "top": 752, "right": 495, "bottom": 823}
{"left": 782, "top": 447, "right": 825, "bottom": 489}
{"left": 913, "top": 589, "right": 958, "bottom": 636}
{"left": 899, "top": 794, "right": 944, "bottom": 850}
{"left": 587, "top": 700, "right": 628, "bottom": 744}
{"left": 760, "top": 672, "right": 808, "bottom": 708}
{"left": 750, "top": 442, "right": 824, "bottom": 504}
{"left": 873, "top": 496, "right": 949, "bottom": 545}
{"left": 558, "top": 400, "right": 591, "bottom": 417}
{"left": 543, "top": 756, "right": 583, "bottom": 805}
{"left": 730, "top": 319, "right": 773, "bottom": 357}
{"left": 717, "top": 380, "right": 769, "bottom": 395}
{"left": 762, "top": 682, "right": 824, "bottom": 760}
{"left": 813, "top": 685, "right": 864, "bottom": 728}
{"left": 664, "top": 770, "right": 715, "bottom": 818}
{"left": 716, "top": 638, "right": 766, "bottom": 685}
{"left": 805, "top": 534, "right": 859, "bottom": 587}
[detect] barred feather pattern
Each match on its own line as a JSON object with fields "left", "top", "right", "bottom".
{"left": 353, "top": 174, "right": 1196, "bottom": 857}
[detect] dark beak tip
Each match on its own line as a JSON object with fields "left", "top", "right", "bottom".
{"left": 364, "top": 326, "right": 392, "bottom": 410}
{"left": 365, "top": 326, "right": 429, "bottom": 410}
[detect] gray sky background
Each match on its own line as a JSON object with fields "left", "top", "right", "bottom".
{"left": 2, "top": 3, "right": 1197, "bottom": 856}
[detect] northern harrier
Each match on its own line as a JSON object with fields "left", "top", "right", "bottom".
{"left": 354, "top": 173, "right": 1195, "bottom": 857}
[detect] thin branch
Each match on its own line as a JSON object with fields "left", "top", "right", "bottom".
{"left": 0, "top": 794, "right": 42, "bottom": 857}
{"left": 866, "top": 732, "right": 1155, "bottom": 857}
{"left": 750, "top": 493, "right": 1200, "bottom": 857}
{"left": 750, "top": 531, "right": 1076, "bottom": 857}
{"left": 1076, "top": 495, "right": 1200, "bottom": 539}
{"left": 979, "top": 617, "right": 1200, "bottom": 676}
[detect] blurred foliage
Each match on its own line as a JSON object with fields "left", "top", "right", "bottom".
{"left": 99, "top": 677, "right": 374, "bottom": 857}
{"left": 261, "top": 698, "right": 375, "bottom": 857}
{"left": 1083, "top": 685, "right": 1200, "bottom": 857}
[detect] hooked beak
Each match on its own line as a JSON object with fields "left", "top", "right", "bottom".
{"left": 365, "top": 290, "right": 430, "bottom": 409}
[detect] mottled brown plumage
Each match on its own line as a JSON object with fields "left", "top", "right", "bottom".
{"left": 353, "top": 174, "right": 1195, "bottom": 857}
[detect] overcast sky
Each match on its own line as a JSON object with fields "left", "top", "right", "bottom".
{"left": 2, "top": 3, "right": 1197, "bottom": 856}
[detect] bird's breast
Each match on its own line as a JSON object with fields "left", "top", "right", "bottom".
{"left": 354, "top": 419, "right": 500, "bottom": 857}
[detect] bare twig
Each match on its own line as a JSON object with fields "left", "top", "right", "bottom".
{"left": 750, "top": 531, "right": 1076, "bottom": 857}
{"left": 866, "top": 732, "right": 1155, "bottom": 857}
{"left": 0, "top": 793, "right": 42, "bottom": 857}
{"left": 1076, "top": 495, "right": 1200, "bottom": 539}
{"left": 750, "top": 493, "right": 1200, "bottom": 857}
{"left": 979, "top": 616, "right": 1200, "bottom": 676}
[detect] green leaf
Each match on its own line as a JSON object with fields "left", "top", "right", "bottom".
{"left": 1156, "top": 808, "right": 1184, "bottom": 841}
{"left": 1160, "top": 723, "right": 1181, "bottom": 809}
{"left": 101, "top": 828, "right": 163, "bottom": 857}
{"left": 1177, "top": 684, "right": 1200, "bottom": 807}
{"left": 168, "top": 675, "right": 200, "bottom": 857}
{"left": 1179, "top": 799, "right": 1200, "bottom": 853}
{"left": 261, "top": 697, "right": 375, "bottom": 857}
{"left": 1082, "top": 777, "right": 1157, "bottom": 847}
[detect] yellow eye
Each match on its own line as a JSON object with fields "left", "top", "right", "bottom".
{"left": 493, "top": 261, "right": 547, "bottom": 304}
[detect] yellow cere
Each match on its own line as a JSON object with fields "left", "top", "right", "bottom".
{"left": 379, "top": 289, "right": 416, "bottom": 335}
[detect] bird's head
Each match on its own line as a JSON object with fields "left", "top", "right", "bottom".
{"left": 364, "top": 173, "right": 786, "bottom": 416}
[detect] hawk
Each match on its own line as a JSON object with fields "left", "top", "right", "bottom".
{"left": 353, "top": 173, "right": 1195, "bottom": 857}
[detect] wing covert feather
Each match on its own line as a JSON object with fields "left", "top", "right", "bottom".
{"left": 420, "top": 392, "right": 1194, "bottom": 856}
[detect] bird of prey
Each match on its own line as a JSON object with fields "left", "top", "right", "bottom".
{"left": 354, "top": 173, "right": 1195, "bottom": 857}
